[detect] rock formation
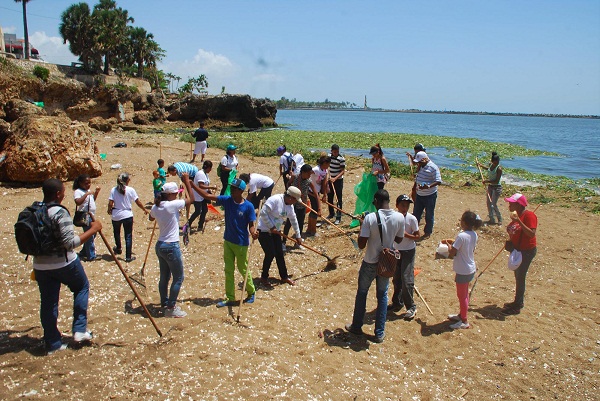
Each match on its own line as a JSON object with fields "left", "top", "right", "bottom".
{"left": 0, "top": 115, "right": 102, "bottom": 183}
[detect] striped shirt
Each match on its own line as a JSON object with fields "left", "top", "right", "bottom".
{"left": 415, "top": 160, "right": 442, "bottom": 196}
{"left": 328, "top": 153, "right": 346, "bottom": 179}
{"left": 173, "top": 162, "right": 198, "bottom": 179}
{"left": 33, "top": 205, "right": 81, "bottom": 270}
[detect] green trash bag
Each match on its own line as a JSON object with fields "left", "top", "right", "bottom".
{"left": 223, "top": 169, "right": 237, "bottom": 196}
{"left": 349, "top": 172, "right": 378, "bottom": 228}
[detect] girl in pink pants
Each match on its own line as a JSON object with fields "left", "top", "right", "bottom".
{"left": 442, "top": 211, "right": 483, "bottom": 329}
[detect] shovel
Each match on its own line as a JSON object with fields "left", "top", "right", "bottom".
{"left": 300, "top": 201, "right": 360, "bottom": 250}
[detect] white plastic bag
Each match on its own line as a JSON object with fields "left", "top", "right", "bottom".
{"left": 436, "top": 243, "right": 449, "bottom": 258}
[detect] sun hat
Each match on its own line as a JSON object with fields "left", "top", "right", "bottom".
{"left": 227, "top": 144, "right": 237, "bottom": 151}
{"left": 230, "top": 178, "right": 246, "bottom": 191}
{"left": 285, "top": 186, "right": 302, "bottom": 200}
{"left": 413, "top": 151, "right": 429, "bottom": 163}
{"left": 396, "top": 194, "right": 413, "bottom": 204}
{"left": 505, "top": 193, "right": 528, "bottom": 207}
{"left": 162, "top": 182, "right": 183, "bottom": 194}
{"left": 414, "top": 143, "right": 426, "bottom": 152}
{"left": 276, "top": 146, "right": 286, "bottom": 154}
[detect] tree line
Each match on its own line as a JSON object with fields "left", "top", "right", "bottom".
{"left": 273, "top": 97, "right": 359, "bottom": 110}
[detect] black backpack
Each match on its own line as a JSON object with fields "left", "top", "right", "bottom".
{"left": 14, "top": 202, "right": 68, "bottom": 259}
{"left": 285, "top": 153, "right": 295, "bottom": 174}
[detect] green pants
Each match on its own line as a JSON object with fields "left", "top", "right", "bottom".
{"left": 223, "top": 240, "right": 256, "bottom": 301}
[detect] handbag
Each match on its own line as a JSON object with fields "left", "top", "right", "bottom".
{"left": 73, "top": 197, "right": 90, "bottom": 227}
{"left": 375, "top": 211, "right": 399, "bottom": 277}
{"left": 506, "top": 229, "right": 522, "bottom": 270}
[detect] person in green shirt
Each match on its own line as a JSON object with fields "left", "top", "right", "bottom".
{"left": 152, "top": 170, "right": 163, "bottom": 198}
{"left": 157, "top": 159, "right": 167, "bottom": 187}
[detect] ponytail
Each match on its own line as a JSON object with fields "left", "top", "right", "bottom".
{"left": 116, "top": 172, "right": 129, "bottom": 195}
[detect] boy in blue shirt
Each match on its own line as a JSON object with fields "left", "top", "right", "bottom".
{"left": 194, "top": 178, "right": 258, "bottom": 307}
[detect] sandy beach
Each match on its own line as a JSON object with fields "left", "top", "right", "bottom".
{"left": 0, "top": 131, "right": 598, "bottom": 400}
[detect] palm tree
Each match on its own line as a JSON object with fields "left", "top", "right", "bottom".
{"left": 59, "top": 2, "right": 101, "bottom": 71}
{"left": 92, "top": 0, "right": 133, "bottom": 75}
{"left": 14, "top": 0, "right": 31, "bottom": 60}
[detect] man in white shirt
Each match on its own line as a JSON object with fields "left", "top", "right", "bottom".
{"left": 412, "top": 151, "right": 442, "bottom": 239}
{"left": 346, "top": 190, "right": 405, "bottom": 343}
{"left": 239, "top": 173, "right": 275, "bottom": 209}
{"left": 389, "top": 194, "right": 421, "bottom": 319}
{"left": 257, "top": 187, "right": 303, "bottom": 286}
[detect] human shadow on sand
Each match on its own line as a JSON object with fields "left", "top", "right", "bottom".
{"left": 469, "top": 304, "right": 507, "bottom": 321}
{"left": 322, "top": 328, "right": 371, "bottom": 352}
{"left": 124, "top": 299, "right": 163, "bottom": 318}
{"left": 0, "top": 327, "right": 46, "bottom": 356}
{"left": 415, "top": 318, "right": 454, "bottom": 336}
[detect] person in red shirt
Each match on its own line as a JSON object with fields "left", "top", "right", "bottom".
{"left": 502, "top": 193, "right": 538, "bottom": 315}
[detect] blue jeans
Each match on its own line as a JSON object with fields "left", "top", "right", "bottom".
{"left": 514, "top": 247, "right": 537, "bottom": 307}
{"left": 413, "top": 192, "right": 438, "bottom": 235}
{"left": 80, "top": 224, "right": 96, "bottom": 259}
{"left": 351, "top": 261, "right": 389, "bottom": 338}
{"left": 35, "top": 259, "right": 89, "bottom": 351}
{"left": 112, "top": 216, "right": 133, "bottom": 259}
{"left": 156, "top": 241, "right": 185, "bottom": 308}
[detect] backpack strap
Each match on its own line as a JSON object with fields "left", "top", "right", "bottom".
{"left": 375, "top": 210, "right": 385, "bottom": 250}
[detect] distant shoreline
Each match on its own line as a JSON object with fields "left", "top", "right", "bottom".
{"left": 278, "top": 107, "right": 599, "bottom": 119}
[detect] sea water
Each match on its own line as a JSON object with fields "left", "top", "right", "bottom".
{"left": 277, "top": 109, "right": 600, "bottom": 182}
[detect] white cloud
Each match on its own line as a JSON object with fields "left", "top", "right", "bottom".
{"left": 29, "top": 31, "right": 77, "bottom": 66}
{"left": 161, "top": 48, "right": 235, "bottom": 80}
{"left": 2, "top": 26, "right": 17, "bottom": 34}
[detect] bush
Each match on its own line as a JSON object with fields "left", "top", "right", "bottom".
{"left": 33, "top": 65, "right": 50, "bottom": 82}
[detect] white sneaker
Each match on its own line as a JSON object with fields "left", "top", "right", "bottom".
{"left": 449, "top": 321, "right": 470, "bottom": 329}
{"left": 164, "top": 305, "right": 187, "bottom": 318}
{"left": 448, "top": 314, "right": 462, "bottom": 322}
{"left": 47, "top": 343, "right": 68, "bottom": 355}
{"left": 282, "top": 243, "right": 287, "bottom": 252}
{"left": 73, "top": 331, "right": 93, "bottom": 342}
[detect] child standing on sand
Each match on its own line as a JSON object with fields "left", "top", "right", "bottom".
{"left": 153, "top": 170, "right": 163, "bottom": 198}
{"left": 442, "top": 211, "right": 483, "bottom": 329}
{"left": 157, "top": 159, "right": 167, "bottom": 188}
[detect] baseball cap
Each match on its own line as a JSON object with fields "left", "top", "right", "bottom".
{"left": 285, "top": 186, "right": 302, "bottom": 200}
{"left": 230, "top": 178, "right": 246, "bottom": 191}
{"left": 227, "top": 144, "right": 237, "bottom": 151}
{"left": 276, "top": 146, "right": 285, "bottom": 154}
{"left": 396, "top": 194, "right": 413, "bottom": 204}
{"left": 413, "top": 151, "right": 428, "bottom": 163}
{"left": 414, "top": 143, "right": 426, "bottom": 152}
{"left": 505, "top": 193, "right": 528, "bottom": 207}
{"left": 162, "top": 182, "right": 183, "bottom": 194}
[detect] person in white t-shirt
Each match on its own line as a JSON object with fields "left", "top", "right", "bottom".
{"left": 219, "top": 144, "right": 239, "bottom": 195}
{"left": 239, "top": 172, "right": 275, "bottom": 209}
{"left": 257, "top": 187, "right": 303, "bottom": 286}
{"left": 187, "top": 160, "right": 218, "bottom": 232}
{"left": 346, "top": 190, "right": 405, "bottom": 343}
{"left": 107, "top": 173, "right": 148, "bottom": 263}
{"left": 149, "top": 176, "right": 194, "bottom": 318}
{"left": 73, "top": 174, "right": 101, "bottom": 261}
{"left": 442, "top": 211, "right": 483, "bottom": 330}
{"left": 389, "top": 194, "right": 421, "bottom": 319}
{"left": 306, "top": 156, "right": 329, "bottom": 236}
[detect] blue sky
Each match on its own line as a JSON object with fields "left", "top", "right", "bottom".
{"left": 2, "top": 0, "right": 599, "bottom": 115}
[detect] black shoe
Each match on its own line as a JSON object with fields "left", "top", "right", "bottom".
{"left": 326, "top": 215, "right": 335, "bottom": 220}
{"left": 112, "top": 246, "right": 122, "bottom": 255}
{"left": 372, "top": 333, "right": 385, "bottom": 343}
{"left": 345, "top": 323, "right": 364, "bottom": 335}
{"left": 501, "top": 306, "right": 521, "bottom": 315}
{"left": 125, "top": 257, "right": 136, "bottom": 263}
{"left": 387, "top": 303, "right": 402, "bottom": 312}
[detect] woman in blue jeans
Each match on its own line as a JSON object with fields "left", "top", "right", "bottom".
{"left": 108, "top": 173, "right": 148, "bottom": 262}
{"left": 150, "top": 175, "right": 194, "bottom": 318}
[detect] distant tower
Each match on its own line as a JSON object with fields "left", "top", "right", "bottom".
{"left": 364, "top": 95, "right": 368, "bottom": 110}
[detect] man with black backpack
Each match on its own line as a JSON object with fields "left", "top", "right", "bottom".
{"left": 17, "top": 179, "right": 102, "bottom": 354}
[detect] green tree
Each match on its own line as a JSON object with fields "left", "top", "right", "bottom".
{"left": 14, "top": 0, "right": 31, "bottom": 60}
{"left": 92, "top": 0, "right": 134, "bottom": 75}
{"left": 178, "top": 75, "right": 209, "bottom": 96}
{"left": 125, "top": 26, "right": 164, "bottom": 78}
{"left": 59, "top": 2, "right": 101, "bottom": 71}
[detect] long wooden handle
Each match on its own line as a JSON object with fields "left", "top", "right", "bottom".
{"left": 476, "top": 156, "right": 493, "bottom": 203}
{"left": 90, "top": 214, "right": 162, "bottom": 337}
{"left": 323, "top": 199, "right": 355, "bottom": 219}
{"left": 302, "top": 201, "right": 350, "bottom": 236}
{"left": 279, "top": 232, "right": 331, "bottom": 261}
{"left": 141, "top": 220, "right": 157, "bottom": 275}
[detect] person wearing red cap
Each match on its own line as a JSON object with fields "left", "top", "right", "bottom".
{"left": 502, "top": 193, "right": 538, "bottom": 315}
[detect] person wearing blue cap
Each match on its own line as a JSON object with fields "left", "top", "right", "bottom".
{"left": 193, "top": 177, "right": 258, "bottom": 308}
{"left": 277, "top": 145, "right": 295, "bottom": 188}
{"left": 219, "top": 144, "right": 239, "bottom": 195}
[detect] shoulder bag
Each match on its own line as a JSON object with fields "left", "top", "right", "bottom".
{"left": 73, "top": 196, "right": 90, "bottom": 227}
{"left": 375, "top": 211, "right": 399, "bottom": 277}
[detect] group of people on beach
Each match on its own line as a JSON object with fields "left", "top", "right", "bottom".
{"left": 25, "top": 129, "right": 537, "bottom": 352}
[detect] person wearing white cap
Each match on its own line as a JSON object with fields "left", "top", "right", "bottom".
{"left": 193, "top": 178, "right": 258, "bottom": 308}
{"left": 501, "top": 193, "right": 538, "bottom": 316}
{"left": 411, "top": 151, "right": 442, "bottom": 239}
{"left": 149, "top": 174, "right": 194, "bottom": 318}
{"left": 257, "top": 187, "right": 303, "bottom": 286}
